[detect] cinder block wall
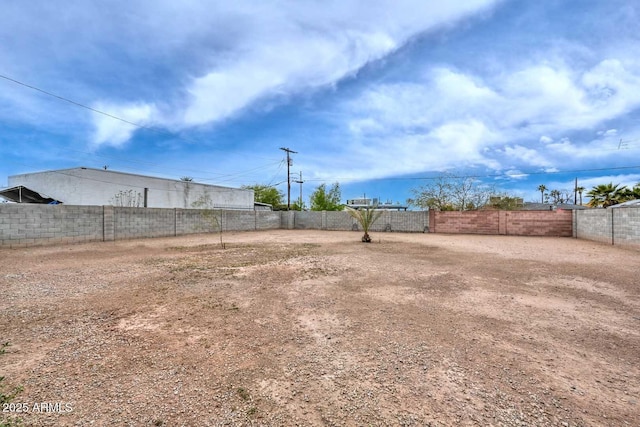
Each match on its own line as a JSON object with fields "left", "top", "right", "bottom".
{"left": 114, "top": 207, "right": 177, "bottom": 240}
{"left": 612, "top": 208, "right": 640, "bottom": 248}
{"left": 575, "top": 208, "right": 640, "bottom": 248}
{"left": 325, "top": 211, "right": 354, "bottom": 230}
{"left": 5, "top": 204, "right": 638, "bottom": 249}
{"left": 223, "top": 210, "right": 257, "bottom": 231}
{"left": 0, "top": 204, "right": 104, "bottom": 247}
{"left": 255, "top": 211, "right": 281, "bottom": 230}
{"left": 429, "top": 210, "right": 573, "bottom": 236}
{"left": 505, "top": 210, "right": 573, "bottom": 236}
{"left": 368, "top": 211, "right": 429, "bottom": 233}
{"left": 294, "top": 211, "right": 323, "bottom": 230}
{"left": 431, "top": 211, "right": 500, "bottom": 234}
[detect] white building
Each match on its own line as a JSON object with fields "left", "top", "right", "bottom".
{"left": 1, "top": 167, "right": 255, "bottom": 210}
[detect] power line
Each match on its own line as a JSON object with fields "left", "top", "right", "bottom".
{"left": 0, "top": 72, "right": 275, "bottom": 161}
{"left": 0, "top": 73, "right": 162, "bottom": 133}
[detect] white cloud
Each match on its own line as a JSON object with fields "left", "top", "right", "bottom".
{"left": 177, "top": 1, "right": 503, "bottom": 126}
{"left": 341, "top": 57, "right": 640, "bottom": 178}
{"left": 91, "top": 102, "right": 157, "bottom": 148}
{"left": 501, "top": 145, "right": 550, "bottom": 167}
{"left": 539, "top": 136, "right": 553, "bottom": 144}
{"left": 598, "top": 129, "right": 618, "bottom": 137}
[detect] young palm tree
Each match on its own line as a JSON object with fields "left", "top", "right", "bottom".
{"left": 346, "top": 206, "right": 384, "bottom": 243}
{"left": 586, "top": 183, "right": 624, "bottom": 208}
{"left": 537, "top": 184, "right": 547, "bottom": 203}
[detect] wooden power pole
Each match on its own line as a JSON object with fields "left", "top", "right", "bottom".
{"left": 280, "top": 147, "right": 297, "bottom": 210}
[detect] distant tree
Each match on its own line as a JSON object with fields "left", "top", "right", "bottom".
{"left": 622, "top": 182, "right": 640, "bottom": 200}
{"left": 407, "top": 175, "right": 453, "bottom": 211}
{"left": 180, "top": 176, "right": 194, "bottom": 182}
{"left": 586, "top": 183, "right": 625, "bottom": 208}
{"left": 545, "top": 188, "right": 573, "bottom": 205}
{"left": 408, "top": 173, "right": 493, "bottom": 211}
{"left": 310, "top": 182, "right": 342, "bottom": 211}
{"left": 347, "top": 206, "right": 384, "bottom": 243}
{"left": 576, "top": 186, "right": 585, "bottom": 205}
{"left": 489, "top": 195, "right": 523, "bottom": 210}
{"left": 241, "top": 184, "right": 284, "bottom": 209}
{"left": 291, "top": 198, "right": 307, "bottom": 211}
{"left": 537, "top": 184, "right": 547, "bottom": 203}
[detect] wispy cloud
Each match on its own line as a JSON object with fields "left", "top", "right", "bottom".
{"left": 337, "top": 57, "right": 640, "bottom": 179}
{"left": 2, "top": 0, "right": 640, "bottom": 204}
{"left": 91, "top": 102, "right": 158, "bottom": 148}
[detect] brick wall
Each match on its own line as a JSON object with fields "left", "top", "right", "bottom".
{"left": 431, "top": 211, "right": 500, "bottom": 234}
{"left": 429, "top": 210, "right": 573, "bottom": 237}
{"left": 504, "top": 210, "right": 573, "bottom": 237}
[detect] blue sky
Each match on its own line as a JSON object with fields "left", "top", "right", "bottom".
{"left": 2, "top": 0, "right": 640, "bottom": 206}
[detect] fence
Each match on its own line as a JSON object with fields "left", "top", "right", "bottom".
{"left": 1, "top": 203, "right": 638, "bottom": 249}
{"left": 575, "top": 207, "right": 640, "bottom": 249}
{"left": 428, "top": 210, "right": 573, "bottom": 237}
{"left": 0, "top": 205, "right": 429, "bottom": 248}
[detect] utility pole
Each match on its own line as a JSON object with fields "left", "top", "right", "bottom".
{"left": 293, "top": 171, "right": 304, "bottom": 210}
{"left": 280, "top": 147, "right": 297, "bottom": 210}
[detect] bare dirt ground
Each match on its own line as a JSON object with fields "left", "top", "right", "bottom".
{"left": 1, "top": 230, "right": 639, "bottom": 426}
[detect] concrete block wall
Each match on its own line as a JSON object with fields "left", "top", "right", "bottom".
{"left": 256, "top": 211, "right": 281, "bottom": 230}
{"left": 4, "top": 204, "right": 638, "bottom": 249}
{"left": 223, "top": 210, "right": 259, "bottom": 231}
{"left": 179, "top": 209, "right": 215, "bottom": 235}
{"left": 431, "top": 211, "right": 500, "bottom": 234}
{"left": 504, "top": 210, "right": 573, "bottom": 237}
{"left": 575, "top": 209, "right": 613, "bottom": 245}
{"left": 428, "top": 210, "right": 573, "bottom": 236}
{"left": 114, "top": 207, "right": 177, "bottom": 240}
{"left": 294, "top": 211, "right": 323, "bottom": 230}
{"left": 325, "top": 211, "right": 355, "bottom": 230}
{"left": 575, "top": 208, "right": 640, "bottom": 248}
{"left": 0, "top": 204, "right": 104, "bottom": 248}
{"left": 369, "top": 211, "right": 428, "bottom": 233}
{"left": 612, "top": 208, "right": 640, "bottom": 248}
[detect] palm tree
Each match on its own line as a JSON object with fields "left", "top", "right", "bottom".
{"left": 576, "top": 186, "right": 585, "bottom": 205}
{"left": 537, "top": 184, "right": 547, "bottom": 203}
{"left": 586, "top": 183, "right": 625, "bottom": 208}
{"left": 346, "top": 206, "right": 384, "bottom": 243}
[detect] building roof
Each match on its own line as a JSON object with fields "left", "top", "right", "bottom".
{"left": 10, "top": 167, "right": 241, "bottom": 191}
{"left": 610, "top": 199, "right": 640, "bottom": 208}
{"left": 0, "top": 185, "right": 62, "bottom": 204}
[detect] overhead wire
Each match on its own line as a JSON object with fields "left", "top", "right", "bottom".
{"left": 0, "top": 73, "right": 279, "bottom": 160}
{"left": 3, "top": 74, "right": 640, "bottom": 190}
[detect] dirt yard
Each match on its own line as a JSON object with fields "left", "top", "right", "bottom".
{"left": 0, "top": 230, "right": 638, "bottom": 426}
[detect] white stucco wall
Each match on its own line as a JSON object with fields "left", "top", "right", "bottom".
{"left": 8, "top": 168, "right": 254, "bottom": 209}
